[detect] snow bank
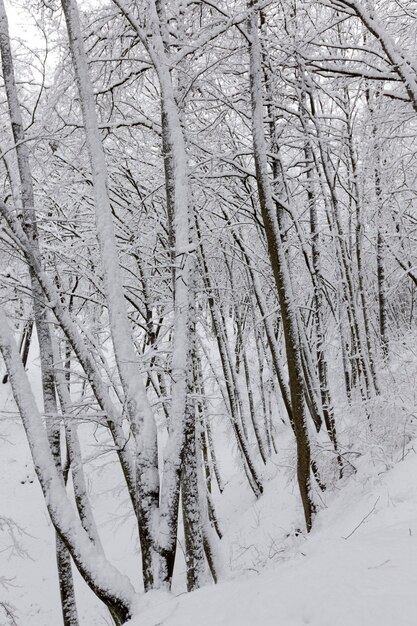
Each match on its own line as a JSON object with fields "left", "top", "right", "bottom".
{"left": 128, "top": 449, "right": 417, "bottom": 626}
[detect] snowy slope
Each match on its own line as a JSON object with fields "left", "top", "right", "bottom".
{"left": 2, "top": 413, "right": 417, "bottom": 625}
{"left": 0, "top": 343, "right": 140, "bottom": 626}
{"left": 0, "top": 413, "right": 105, "bottom": 624}
{"left": 129, "top": 450, "right": 417, "bottom": 626}
{"left": 2, "top": 339, "right": 417, "bottom": 626}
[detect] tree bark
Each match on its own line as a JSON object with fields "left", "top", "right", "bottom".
{"left": 0, "top": 307, "right": 135, "bottom": 624}
{"left": 0, "top": 4, "right": 79, "bottom": 622}
{"left": 248, "top": 1, "right": 315, "bottom": 531}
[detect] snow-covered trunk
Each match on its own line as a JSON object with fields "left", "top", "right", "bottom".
{"left": 229, "top": 292, "right": 250, "bottom": 442}
{"left": 55, "top": 537, "right": 78, "bottom": 626}
{"left": 2, "top": 319, "right": 33, "bottom": 385}
{"left": 345, "top": 99, "right": 379, "bottom": 395}
{"left": 197, "top": 219, "right": 263, "bottom": 496}
{"left": 305, "top": 87, "right": 372, "bottom": 402}
{"left": 228, "top": 272, "right": 267, "bottom": 464}
{"left": 332, "top": 0, "right": 417, "bottom": 112}
{"left": 295, "top": 75, "right": 335, "bottom": 432}
{"left": 147, "top": 0, "right": 194, "bottom": 585}
{"left": 43, "top": 332, "right": 79, "bottom": 626}
{"left": 180, "top": 207, "right": 206, "bottom": 590}
{"left": 233, "top": 225, "right": 325, "bottom": 486}
{"left": 195, "top": 353, "right": 224, "bottom": 495}
{"left": 261, "top": 51, "right": 324, "bottom": 436}
{"left": 375, "top": 160, "right": 388, "bottom": 356}
{"left": 248, "top": 2, "right": 315, "bottom": 531}
{"left": 188, "top": 356, "right": 222, "bottom": 583}
{"left": 134, "top": 249, "right": 170, "bottom": 422}
{"left": 0, "top": 198, "right": 138, "bottom": 509}
{"left": 109, "top": 0, "right": 207, "bottom": 585}
{"left": 298, "top": 340, "right": 323, "bottom": 433}
{"left": 261, "top": 42, "right": 288, "bottom": 235}
{"left": 52, "top": 339, "right": 103, "bottom": 549}
{"left": 60, "top": 0, "right": 161, "bottom": 589}
{"left": 200, "top": 420, "right": 212, "bottom": 495}
{"left": 303, "top": 136, "right": 342, "bottom": 473}
{"left": 0, "top": 308, "right": 136, "bottom": 624}
{"left": 0, "top": 4, "right": 78, "bottom": 622}
{"left": 181, "top": 346, "right": 206, "bottom": 591}
{"left": 181, "top": 396, "right": 206, "bottom": 589}
{"left": 250, "top": 303, "right": 272, "bottom": 456}
{"left": 195, "top": 405, "right": 222, "bottom": 584}
{"left": 364, "top": 88, "right": 388, "bottom": 357}
{"left": 305, "top": 147, "right": 334, "bottom": 422}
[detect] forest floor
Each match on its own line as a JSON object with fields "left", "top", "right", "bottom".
{"left": 1, "top": 350, "right": 417, "bottom": 625}
{"left": 129, "top": 446, "right": 417, "bottom": 626}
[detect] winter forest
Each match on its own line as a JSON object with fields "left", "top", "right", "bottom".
{"left": 1, "top": 0, "right": 417, "bottom": 624}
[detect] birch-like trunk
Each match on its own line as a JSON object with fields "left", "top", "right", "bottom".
{"left": 0, "top": 3, "right": 79, "bottom": 622}
{"left": 60, "top": 0, "right": 162, "bottom": 589}
{"left": 0, "top": 308, "right": 135, "bottom": 624}
{"left": 110, "top": 0, "right": 203, "bottom": 587}
{"left": 147, "top": 0, "right": 197, "bottom": 584}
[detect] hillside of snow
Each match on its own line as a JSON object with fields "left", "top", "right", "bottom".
{"left": 129, "top": 449, "right": 417, "bottom": 626}
{"left": 1, "top": 336, "right": 417, "bottom": 625}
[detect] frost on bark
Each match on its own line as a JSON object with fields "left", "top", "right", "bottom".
{"left": 366, "top": 89, "right": 388, "bottom": 356}
{"left": 330, "top": 0, "right": 417, "bottom": 113}
{"left": 60, "top": 0, "right": 162, "bottom": 589}
{"left": 0, "top": 308, "right": 135, "bottom": 625}
{"left": 0, "top": 2, "right": 79, "bottom": 622}
{"left": 196, "top": 217, "right": 263, "bottom": 496}
{"left": 247, "top": 1, "right": 315, "bottom": 531}
{"left": 151, "top": 3, "right": 202, "bottom": 587}
{"left": 181, "top": 372, "right": 206, "bottom": 591}
{"left": 62, "top": 0, "right": 205, "bottom": 591}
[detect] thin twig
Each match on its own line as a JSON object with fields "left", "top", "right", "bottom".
{"left": 342, "top": 497, "right": 380, "bottom": 540}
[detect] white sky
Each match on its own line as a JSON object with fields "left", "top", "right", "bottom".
{"left": 5, "top": 0, "right": 39, "bottom": 41}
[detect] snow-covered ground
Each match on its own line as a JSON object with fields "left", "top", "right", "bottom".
{"left": 1, "top": 342, "right": 417, "bottom": 625}
{"left": 129, "top": 449, "right": 417, "bottom": 626}
{"left": 0, "top": 412, "right": 115, "bottom": 624}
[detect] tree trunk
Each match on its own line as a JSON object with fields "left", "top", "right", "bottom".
{"left": 0, "top": 308, "right": 135, "bottom": 624}
{"left": 0, "top": 4, "right": 79, "bottom": 622}
{"left": 248, "top": 1, "right": 315, "bottom": 532}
